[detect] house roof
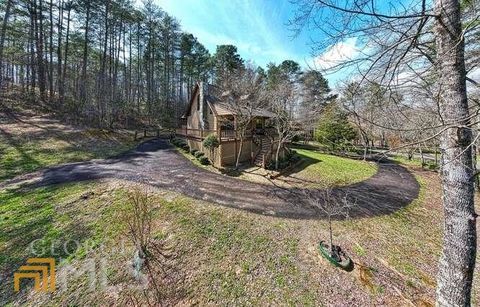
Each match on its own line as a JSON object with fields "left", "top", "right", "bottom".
{"left": 183, "top": 82, "right": 275, "bottom": 119}
{"left": 208, "top": 101, "right": 275, "bottom": 118}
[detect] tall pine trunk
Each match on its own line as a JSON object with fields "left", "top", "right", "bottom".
{"left": 80, "top": 0, "right": 90, "bottom": 107}
{"left": 434, "top": 0, "right": 477, "bottom": 305}
{"left": 34, "top": 0, "right": 47, "bottom": 102}
{"left": 56, "top": 0, "right": 63, "bottom": 103}
{"left": 0, "top": 0, "right": 13, "bottom": 88}
{"left": 48, "top": 0, "right": 54, "bottom": 101}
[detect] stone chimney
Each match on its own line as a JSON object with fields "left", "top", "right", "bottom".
{"left": 198, "top": 81, "right": 205, "bottom": 129}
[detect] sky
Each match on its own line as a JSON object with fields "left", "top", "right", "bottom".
{"left": 152, "top": 0, "right": 356, "bottom": 85}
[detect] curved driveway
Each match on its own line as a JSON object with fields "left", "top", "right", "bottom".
{"left": 2, "top": 139, "right": 420, "bottom": 219}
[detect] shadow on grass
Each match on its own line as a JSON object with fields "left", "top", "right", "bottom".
{"left": 0, "top": 184, "right": 96, "bottom": 305}
{"left": 0, "top": 127, "right": 42, "bottom": 180}
{"left": 279, "top": 152, "right": 322, "bottom": 179}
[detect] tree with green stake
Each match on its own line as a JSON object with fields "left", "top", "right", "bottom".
{"left": 303, "top": 185, "right": 354, "bottom": 270}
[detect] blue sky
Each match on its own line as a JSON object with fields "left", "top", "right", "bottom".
{"left": 152, "top": 0, "right": 353, "bottom": 80}
{"left": 155, "top": 0, "right": 312, "bottom": 67}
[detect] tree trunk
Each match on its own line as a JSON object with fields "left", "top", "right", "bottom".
{"left": 328, "top": 215, "right": 334, "bottom": 256}
{"left": 235, "top": 135, "right": 244, "bottom": 169}
{"left": 56, "top": 0, "right": 63, "bottom": 104}
{"left": 80, "top": 0, "right": 90, "bottom": 106}
{"left": 275, "top": 140, "right": 282, "bottom": 170}
{"left": 0, "top": 0, "right": 13, "bottom": 88}
{"left": 48, "top": 0, "right": 54, "bottom": 102}
{"left": 60, "top": 4, "right": 70, "bottom": 104}
{"left": 34, "top": 0, "right": 47, "bottom": 102}
{"left": 434, "top": 0, "right": 477, "bottom": 305}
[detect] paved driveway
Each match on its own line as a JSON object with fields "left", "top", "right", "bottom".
{"left": 1, "top": 139, "right": 420, "bottom": 220}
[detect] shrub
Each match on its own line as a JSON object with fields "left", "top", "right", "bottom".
{"left": 198, "top": 156, "right": 210, "bottom": 165}
{"left": 290, "top": 154, "right": 301, "bottom": 163}
{"left": 190, "top": 148, "right": 198, "bottom": 155}
{"left": 194, "top": 151, "right": 205, "bottom": 159}
{"left": 118, "top": 186, "right": 154, "bottom": 263}
{"left": 265, "top": 160, "right": 275, "bottom": 170}
{"left": 285, "top": 150, "right": 297, "bottom": 160}
{"left": 203, "top": 134, "right": 220, "bottom": 150}
{"left": 181, "top": 144, "right": 190, "bottom": 152}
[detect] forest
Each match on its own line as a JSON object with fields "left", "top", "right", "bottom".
{"left": 0, "top": 0, "right": 334, "bottom": 131}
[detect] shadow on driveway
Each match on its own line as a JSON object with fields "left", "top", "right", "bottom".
{"left": 2, "top": 139, "right": 420, "bottom": 220}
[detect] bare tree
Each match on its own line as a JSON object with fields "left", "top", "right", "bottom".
{"left": 292, "top": 0, "right": 477, "bottom": 304}
{"left": 304, "top": 186, "right": 353, "bottom": 260}
{"left": 268, "top": 78, "right": 301, "bottom": 169}
{"left": 221, "top": 65, "right": 266, "bottom": 168}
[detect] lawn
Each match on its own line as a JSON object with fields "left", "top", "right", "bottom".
{"left": 174, "top": 145, "right": 379, "bottom": 188}
{"left": 2, "top": 167, "right": 478, "bottom": 305}
{"left": 289, "top": 148, "right": 378, "bottom": 186}
{"left": 0, "top": 113, "right": 142, "bottom": 180}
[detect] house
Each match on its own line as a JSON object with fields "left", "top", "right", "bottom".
{"left": 176, "top": 82, "right": 285, "bottom": 168}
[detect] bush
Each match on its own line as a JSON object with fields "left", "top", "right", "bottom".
{"left": 171, "top": 138, "right": 187, "bottom": 148}
{"left": 285, "top": 150, "right": 297, "bottom": 160}
{"left": 194, "top": 151, "right": 204, "bottom": 159}
{"left": 181, "top": 143, "right": 190, "bottom": 152}
{"left": 198, "top": 156, "right": 210, "bottom": 165}
{"left": 190, "top": 148, "right": 198, "bottom": 155}
{"left": 203, "top": 134, "right": 220, "bottom": 150}
{"left": 291, "top": 135, "right": 301, "bottom": 143}
{"left": 290, "top": 154, "right": 301, "bottom": 163}
{"left": 265, "top": 160, "right": 275, "bottom": 170}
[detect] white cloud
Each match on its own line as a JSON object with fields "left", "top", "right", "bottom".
{"left": 313, "top": 37, "right": 360, "bottom": 70}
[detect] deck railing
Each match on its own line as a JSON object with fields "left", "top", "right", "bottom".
{"left": 176, "top": 126, "right": 254, "bottom": 141}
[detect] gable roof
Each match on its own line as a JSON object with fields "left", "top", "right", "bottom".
{"left": 183, "top": 82, "right": 274, "bottom": 119}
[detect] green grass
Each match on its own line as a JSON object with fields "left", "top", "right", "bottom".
{"left": 0, "top": 182, "right": 100, "bottom": 302}
{"left": 0, "top": 128, "right": 139, "bottom": 180}
{"left": 1, "top": 183, "right": 316, "bottom": 306}
{"left": 292, "top": 148, "right": 378, "bottom": 186}
{"left": 2, "top": 173, "right": 467, "bottom": 306}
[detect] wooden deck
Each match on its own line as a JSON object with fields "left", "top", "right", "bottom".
{"left": 175, "top": 126, "right": 253, "bottom": 141}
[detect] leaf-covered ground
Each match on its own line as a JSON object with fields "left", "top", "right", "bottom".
{"left": 0, "top": 111, "right": 141, "bottom": 180}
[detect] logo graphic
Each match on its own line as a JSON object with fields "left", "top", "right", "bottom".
{"left": 14, "top": 258, "right": 56, "bottom": 292}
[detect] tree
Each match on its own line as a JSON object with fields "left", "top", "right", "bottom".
{"left": 434, "top": 1, "right": 476, "bottom": 304}
{"left": 268, "top": 78, "right": 299, "bottom": 169}
{"left": 315, "top": 102, "right": 356, "bottom": 151}
{"left": 203, "top": 134, "right": 220, "bottom": 165}
{"left": 0, "top": 0, "right": 14, "bottom": 88}
{"left": 303, "top": 185, "right": 353, "bottom": 260}
{"left": 299, "top": 69, "right": 333, "bottom": 141}
{"left": 212, "top": 44, "right": 244, "bottom": 86}
{"left": 221, "top": 65, "right": 266, "bottom": 168}
{"left": 292, "top": 0, "right": 477, "bottom": 304}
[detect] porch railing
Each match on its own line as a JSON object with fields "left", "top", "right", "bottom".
{"left": 176, "top": 125, "right": 254, "bottom": 141}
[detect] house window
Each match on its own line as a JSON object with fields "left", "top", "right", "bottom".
{"left": 197, "top": 95, "right": 200, "bottom": 111}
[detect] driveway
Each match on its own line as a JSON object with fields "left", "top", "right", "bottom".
{"left": 1, "top": 139, "right": 420, "bottom": 220}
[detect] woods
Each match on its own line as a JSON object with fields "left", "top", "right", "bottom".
{"left": 0, "top": 0, "right": 211, "bottom": 128}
